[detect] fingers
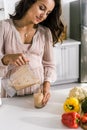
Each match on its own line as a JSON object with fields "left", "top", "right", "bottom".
{"left": 21, "top": 54, "right": 29, "bottom": 63}
{"left": 12, "top": 53, "right": 29, "bottom": 66}
{"left": 42, "top": 92, "right": 51, "bottom": 106}
{"left": 14, "top": 56, "right": 25, "bottom": 66}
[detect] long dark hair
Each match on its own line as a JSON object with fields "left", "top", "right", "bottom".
{"left": 41, "top": 0, "right": 64, "bottom": 45}
{"left": 10, "top": 0, "right": 64, "bottom": 45}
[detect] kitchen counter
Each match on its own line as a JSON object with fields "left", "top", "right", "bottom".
{"left": 0, "top": 86, "right": 83, "bottom": 130}
{"left": 54, "top": 38, "right": 81, "bottom": 47}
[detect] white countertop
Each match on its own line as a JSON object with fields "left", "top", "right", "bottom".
{"left": 54, "top": 38, "right": 81, "bottom": 47}
{"left": 0, "top": 86, "right": 83, "bottom": 130}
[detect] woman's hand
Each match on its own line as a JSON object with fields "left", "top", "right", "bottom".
{"left": 42, "top": 81, "right": 51, "bottom": 106}
{"left": 2, "top": 53, "right": 29, "bottom": 66}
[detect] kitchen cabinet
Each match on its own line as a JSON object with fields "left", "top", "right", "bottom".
{"left": 52, "top": 39, "right": 81, "bottom": 85}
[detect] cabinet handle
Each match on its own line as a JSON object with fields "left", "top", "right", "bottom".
{"left": 0, "top": 8, "right": 4, "bottom": 11}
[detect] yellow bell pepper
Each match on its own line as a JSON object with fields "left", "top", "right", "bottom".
{"left": 63, "top": 97, "right": 80, "bottom": 112}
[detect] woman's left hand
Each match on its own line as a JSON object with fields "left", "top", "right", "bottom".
{"left": 42, "top": 81, "right": 51, "bottom": 106}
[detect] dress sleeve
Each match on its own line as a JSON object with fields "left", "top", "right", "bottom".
{"left": 0, "top": 21, "right": 7, "bottom": 70}
{"left": 42, "top": 28, "right": 57, "bottom": 83}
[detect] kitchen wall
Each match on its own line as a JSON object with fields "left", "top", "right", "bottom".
{"left": 61, "top": 0, "right": 70, "bottom": 37}
{"left": 3, "top": 0, "right": 18, "bottom": 19}
{"left": 61, "top": 0, "right": 77, "bottom": 37}
{"left": 0, "top": 0, "right": 5, "bottom": 20}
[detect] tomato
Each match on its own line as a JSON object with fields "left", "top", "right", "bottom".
{"left": 84, "top": 113, "right": 87, "bottom": 116}
{"left": 81, "top": 115, "right": 87, "bottom": 123}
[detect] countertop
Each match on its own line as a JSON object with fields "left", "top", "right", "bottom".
{"left": 54, "top": 38, "right": 81, "bottom": 47}
{"left": 0, "top": 86, "right": 83, "bottom": 130}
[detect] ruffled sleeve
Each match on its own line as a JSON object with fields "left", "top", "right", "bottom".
{"left": 0, "top": 21, "right": 7, "bottom": 75}
{"left": 42, "top": 27, "right": 57, "bottom": 83}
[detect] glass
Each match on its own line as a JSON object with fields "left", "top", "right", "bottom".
{"left": 33, "top": 88, "right": 44, "bottom": 108}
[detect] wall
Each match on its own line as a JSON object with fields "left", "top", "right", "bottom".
{"left": 0, "top": 0, "right": 5, "bottom": 20}
{"left": 61, "top": 0, "right": 70, "bottom": 37}
{"left": 3, "top": 0, "right": 19, "bottom": 19}
{"left": 61, "top": 0, "right": 78, "bottom": 38}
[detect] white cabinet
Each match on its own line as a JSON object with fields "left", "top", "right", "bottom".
{"left": 53, "top": 39, "right": 81, "bottom": 85}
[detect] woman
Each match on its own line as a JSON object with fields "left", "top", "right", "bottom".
{"left": 0, "top": 0, "right": 64, "bottom": 106}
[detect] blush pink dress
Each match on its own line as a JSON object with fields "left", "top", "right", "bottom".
{"left": 0, "top": 19, "right": 56, "bottom": 96}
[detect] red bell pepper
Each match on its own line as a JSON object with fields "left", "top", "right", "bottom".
{"left": 61, "top": 112, "right": 80, "bottom": 128}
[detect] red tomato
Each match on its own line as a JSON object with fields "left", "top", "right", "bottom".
{"left": 81, "top": 115, "right": 87, "bottom": 123}
{"left": 84, "top": 113, "right": 87, "bottom": 116}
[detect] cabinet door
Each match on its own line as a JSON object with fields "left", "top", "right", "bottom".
{"left": 62, "top": 45, "right": 79, "bottom": 80}
{"left": 61, "top": 46, "right": 69, "bottom": 80}
{"left": 68, "top": 45, "right": 79, "bottom": 80}
{"left": 53, "top": 44, "right": 79, "bottom": 85}
{"left": 53, "top": 46, "right": 63, "bottom": 82}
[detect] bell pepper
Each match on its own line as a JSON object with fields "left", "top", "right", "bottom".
{"left": 61, "top": 112, "right": 80, "bottom": 128}
{"left": 63, "top": 97, "right": 80, "bottom": 112}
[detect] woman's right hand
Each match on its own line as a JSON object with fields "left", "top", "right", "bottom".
{"left": 2, "top": 53, "right": 29, "bottom": 66}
